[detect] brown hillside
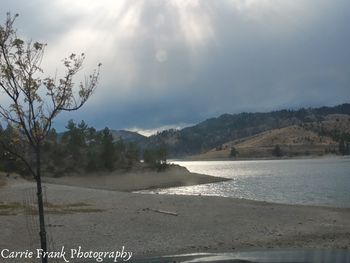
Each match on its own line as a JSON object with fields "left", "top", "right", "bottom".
{"left": 228, "top": 126, "right": 335, "bottom": 148}
{"left": 303, "top": 114, "right": 350, "bottom": 135}
{"left": 189, "top": 120, "right": 346, "bottom": 160}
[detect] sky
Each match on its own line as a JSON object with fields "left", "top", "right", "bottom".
{"left": 0, "top": 0, "right": 349, "bottom": 136}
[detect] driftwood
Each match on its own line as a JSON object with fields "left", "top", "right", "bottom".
{"left": 142, "top": 208, "right": 178, "bottom": 216}
{"left": 152, "top": 209, "right": 178, "bottom": 216}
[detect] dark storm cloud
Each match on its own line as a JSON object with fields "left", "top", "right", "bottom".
{"left": 1, "top": 0, "right": 349, "bottom": 133}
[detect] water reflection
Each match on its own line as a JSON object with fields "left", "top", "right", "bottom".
{"left": 140, "top": 157, "right": 350, "bottom": 207}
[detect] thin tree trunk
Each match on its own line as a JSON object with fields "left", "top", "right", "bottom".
{"left": 35, "top": 144, "right": 48, "bottom": 263}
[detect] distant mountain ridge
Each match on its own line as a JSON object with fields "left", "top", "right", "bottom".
{"left": 144, "top": 103, "right": 350, "bottom": 157}
{"left": 56, "top": 103, "right": 350, "bottom": 158}
{"left": 109, "top": 129, "right": 147, "bottom": 144}
{"left": 57, "top": 128, "right": 147, "bottom": 144}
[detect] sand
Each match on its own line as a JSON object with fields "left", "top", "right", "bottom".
{"left": 42, "top": 165, "right": 230, "bottom": 191}
{"left": 0, "top": 173, "right": 350, "bottom": 262}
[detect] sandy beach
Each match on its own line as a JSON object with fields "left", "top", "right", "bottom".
{"left": 0, "top": 172, "right": 350, "bottom": 262}
{"left": 42, "top": 165, "right": 229, "bottom": 192}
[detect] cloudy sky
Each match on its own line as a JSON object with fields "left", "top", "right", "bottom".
{"left": 1, "top": 0, "right": 349, "bottom": 135}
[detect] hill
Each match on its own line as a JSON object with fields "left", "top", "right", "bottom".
{"left": 146, "top": 103, "right": 350, "bottom": 157}
{"left": 188, "top": 114, "right": 350, "bottom": 159}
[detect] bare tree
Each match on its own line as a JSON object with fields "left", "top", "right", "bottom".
{"left": 0, "top": 13, "right": 101, "bottom": 263}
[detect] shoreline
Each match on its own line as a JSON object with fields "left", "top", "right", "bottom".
{"left": 41, "top": 166, "right": 230, "bottom": 192}
{"left": 180, "top": 154, "right": 348, "bottom": 162}
{"left": 136, "top": 191, "right": 350, "bottom": 210}
{"left": 0, "top": 175, "right": 350, "bottom": 260}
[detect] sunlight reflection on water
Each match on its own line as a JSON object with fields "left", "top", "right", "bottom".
{"left": 139, "top": 157, "right": 350, "bottom": 207}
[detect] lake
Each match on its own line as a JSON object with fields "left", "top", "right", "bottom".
{"left": 143, "top": 157, "right": 350, "bottom": 207}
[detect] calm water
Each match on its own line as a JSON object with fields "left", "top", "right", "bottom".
{"left": 144, "top": 157, "right": 350, "bottom": 207}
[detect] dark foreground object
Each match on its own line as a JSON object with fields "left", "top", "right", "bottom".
{"left": 130, "top": 249, "right": 350, "bottom": 263}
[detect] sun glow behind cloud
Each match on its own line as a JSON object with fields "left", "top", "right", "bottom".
{"left": 39, "top": 0, "right": 218, "bottom": 92}
{"left": 5, "top": 0, "right": 311, "bottom": 101}
{"left": 57, "top": 0, "right": 312, "bottom": 80}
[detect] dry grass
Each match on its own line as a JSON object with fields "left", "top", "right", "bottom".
{"left": 0, "top": 202, "right": 23, "bottom": 209}
{"left": 0, "top": 172, "right": 7, "bottom": 188}
{"left": 44, "top": 202, "right": 91, "bottom": 208}
{"left": 0, "top": 201, "right": 105, "bottom": 216}
{"left": 0, "top": 202, "right": 23, "bottom": 216}
{"left": 229, "top": 126, "right": 336, "bottom": 148}
{"left": 43, "top": 202, "right": 105, "bottom": 215}
{"left": 0, "top": 180, "right": 6, "bottom": 188}
{"left": 45, "top": 207, "right": 105, "bottom": 214}
{"left": 190, "top": 123, "right": 343, "bottom": 160}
